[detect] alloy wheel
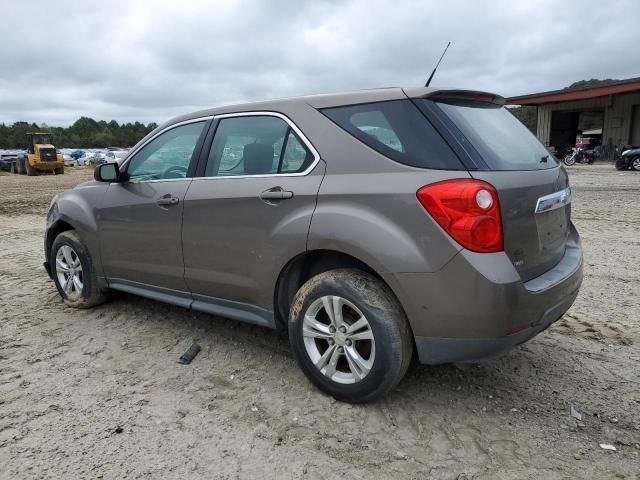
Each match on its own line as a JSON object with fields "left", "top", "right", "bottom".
{"left": 302, "top": 295, "right": 375, "bottom": 384}
{"left": 55, "top": 245, "right": 84, "bottom": 297}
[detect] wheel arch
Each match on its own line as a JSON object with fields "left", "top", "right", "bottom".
{"left": 273, "top": 249, "right": 413, "bottom": 337}
{"left": 45, "top": 190, "right": 105, "bottom": 281}
{"left": 45, "top": 219, "right": 75, "bottom": 259}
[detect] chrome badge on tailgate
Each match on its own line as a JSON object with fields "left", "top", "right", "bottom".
{"left": 534, "top": 187, "right": 572, "bottom": 214}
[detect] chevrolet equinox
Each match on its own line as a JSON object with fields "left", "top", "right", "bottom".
{"left": 44, "top": 87, "right": 583, "bottom": 403}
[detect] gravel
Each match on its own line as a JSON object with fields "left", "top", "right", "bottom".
{"left": 1, "top": 165, "right": 639, "bottom": 478}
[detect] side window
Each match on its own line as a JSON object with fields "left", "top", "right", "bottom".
{"left": 321, "top": 100, "right": 464, "bottom": 170}
{"left": 126, "top": 121, "right": 205, "bottom": 182}
{"left": 204, "top": 115, "right": 313, "bottom": 177}
{"left": 349, "top": 110, "right": 403, "bottom": 152}
{"left": 280, "top": 131, "right": 313, "bottom": 173}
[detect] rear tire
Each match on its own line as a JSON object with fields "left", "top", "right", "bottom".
{"left": 51, "top": 231, "right": 109, "bottom": 308}
{"left": 10, "top": 162, "right": 17, "bottom": 174}
{"left": 288, "top": 269, "right": 413, "bottom": 403}
{"left": 54, "top": 166, "right": 64, "bottom": 175}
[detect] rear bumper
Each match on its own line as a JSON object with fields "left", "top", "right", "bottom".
{"left": 414, "top": 287, "right": 578, "bottom": 364}
{"left": 385, "top": 224, "right": 583, "bottom": 365}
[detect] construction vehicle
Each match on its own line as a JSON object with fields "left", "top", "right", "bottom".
{"left": 12, "top": 132, "right": 64, "bottom": 175}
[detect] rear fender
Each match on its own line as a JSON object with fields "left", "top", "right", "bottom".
{"left": 307, "top": 171, "right": 466, "bottom": 275}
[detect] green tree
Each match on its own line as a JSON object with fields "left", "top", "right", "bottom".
{"left": 508, "top": 106, "right": 537, "bottom": 133}
{"left": 0, "top": 117, "right": 156, "bottom": 148}
{"left": 565, "top": 78, "right": 620, "bottom": 90}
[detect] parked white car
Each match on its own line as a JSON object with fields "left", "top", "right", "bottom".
{"left": 105, "top": 150, "right": 128, "bottom": 165}
{"left": 62, "top": 152, "right": 76, "bottom": 166}
{"left": 86, "top": 151, "right": 107, "bottom": 165}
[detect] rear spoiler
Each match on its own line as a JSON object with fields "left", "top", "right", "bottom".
{"left": 403, "top": 87, "right": 506, "bottom": 106}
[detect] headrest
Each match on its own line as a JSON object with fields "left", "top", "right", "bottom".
{"left": 243, "top": 143, "right": 275, "bottom": 175}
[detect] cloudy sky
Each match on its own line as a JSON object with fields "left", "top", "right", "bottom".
{"left": 1, "top": 0, "right": 638, "bottom": 126}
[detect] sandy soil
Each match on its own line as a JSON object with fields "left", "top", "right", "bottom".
{"left": 0, "top": 165, "right": 639, "bottom": 479}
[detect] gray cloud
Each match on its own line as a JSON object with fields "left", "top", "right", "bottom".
{"left": 1, "top": 0, "right": 638, "bottom": 126}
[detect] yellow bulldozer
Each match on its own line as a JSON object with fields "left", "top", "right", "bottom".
{"left": 12, "top": 132, "right": 64, "bottom": 175}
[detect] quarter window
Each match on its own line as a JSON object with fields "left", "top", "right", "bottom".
{"left": 321, "top": 100, "right": 464, "bottom": 170}
{"left": 281, "top": 131, "right": 314, "bottom": 173}
{"left": 126, "top": 122, "right": 205, "bottom": 182}
{"left": 205, "top": 116, "right": 313, "bottom": 177}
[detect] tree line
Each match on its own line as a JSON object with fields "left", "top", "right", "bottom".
{"left": 508, "top": 106, "right": 537, "bottom": 133}
{"left": 0, "top": 117, "right": 158, "bottom": 149}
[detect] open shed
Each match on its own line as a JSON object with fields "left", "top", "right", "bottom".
{"left": 507, "top": 77, "right": 640, "bottom": 158}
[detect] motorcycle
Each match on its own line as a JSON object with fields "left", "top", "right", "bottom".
{"left": 563, "top": 147, "right": 598, "bottom": 166}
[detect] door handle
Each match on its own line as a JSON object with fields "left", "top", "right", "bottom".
{"left": 156, "top": 194, "right": 180, "bottom": 207}
{"left": 260, "top": 187, "right": 294, "bottom": 202}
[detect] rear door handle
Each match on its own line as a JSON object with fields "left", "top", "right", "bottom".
{"left": 156, "top": 194, "right": 180, "bottom": 207}
{"left": 260, "top": 187, "right": 294, "bottom": 202}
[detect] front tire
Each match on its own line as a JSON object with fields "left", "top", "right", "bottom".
{"left": 288, "top": 269, "right": 413, "bottom": 403}
{"left": 51, "top": 231, "right": 109, "bottom": 308}
{"left": 631, "top": 156, "right": 640, "bottom": 171}
{"left": 54, "top": 166, "right": 64, "bottom": 175}
{"left": 25, "top": 160, "right": 38, "bottom": 176}
{"left": 563, "top": 154, "right": 575, "bottom": 166}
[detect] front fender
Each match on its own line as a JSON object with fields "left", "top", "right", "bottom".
{"left": 45, "top": 182, "right": 108, "bottom": 279}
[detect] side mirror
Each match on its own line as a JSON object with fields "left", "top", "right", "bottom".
{"left": 94, "top": 162, "right": 120, "bottom": 182}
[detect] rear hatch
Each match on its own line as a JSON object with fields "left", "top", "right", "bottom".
{"left": 415, "top": 94, "right": 571, "bottom": 282}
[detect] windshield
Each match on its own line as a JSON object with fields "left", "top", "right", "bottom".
{"left": 427, "top": 100, "right": 557, "bottom": 171}
{"left": 32, "top": 135, "right": 51, "bottom": 145}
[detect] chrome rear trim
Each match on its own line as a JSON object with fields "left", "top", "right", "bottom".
{"left": 534, "top": 187, "right": 572, "bottom": 214}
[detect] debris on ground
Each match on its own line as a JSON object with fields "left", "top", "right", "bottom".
{"left": 571, "top": 406, "right": 583, "bottom": 421}
{"left": 177, "top": 343, "right": 201, "bottom": 365}
{"left": 599, "top": 443, "right": 617, "bottom": 451}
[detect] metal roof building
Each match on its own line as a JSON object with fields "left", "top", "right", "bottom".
{"left": 507, "top": 77, "right": 640, "bottom": 158}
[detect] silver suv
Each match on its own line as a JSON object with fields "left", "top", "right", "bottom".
{"left": 44, "top": 87, "right": 583, "bottom": 403}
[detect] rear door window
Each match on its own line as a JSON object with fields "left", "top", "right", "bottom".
{"left": 204, "top": 115, "right": 314, "bottom": 177}
{"left": 321, "top": 100, "right": 464, "bottom": 170}
{"left": 424, "top": 100, "right": 557, "bottom": 170}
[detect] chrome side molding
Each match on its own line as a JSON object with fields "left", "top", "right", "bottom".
{"left": 535, "top": 187, "right": 572, "bottom": 214}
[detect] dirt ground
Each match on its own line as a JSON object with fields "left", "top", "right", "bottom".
{"left": 1, "top": 165, "right": 639, "bottom": 479}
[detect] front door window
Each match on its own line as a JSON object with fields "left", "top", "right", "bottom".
{"left": 126, "top": 122, "right": 206, "bottom": 182}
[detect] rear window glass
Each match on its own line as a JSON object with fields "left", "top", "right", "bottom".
{"left": 427, "top": 100, "right": 557, "bottom": 170}
{"left": 321, "top": 100, "right": 464, "bottom": 170}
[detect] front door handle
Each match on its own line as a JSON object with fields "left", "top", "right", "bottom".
{"left": 260, "top": 187, "right": 294, "bottom": 203}
{"left": 156, "top": 194, "right": 180, "bottom": 207}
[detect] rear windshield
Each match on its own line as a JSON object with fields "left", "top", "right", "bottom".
{"left": 427, "top": 100, "right": 557, "bottom": 170}
{"left": 321, "top": 100, "right": 464, "bottom": 170}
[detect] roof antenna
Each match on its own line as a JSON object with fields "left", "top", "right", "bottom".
{"left": 425, "top": 42, "right": 451, "bottom": 87}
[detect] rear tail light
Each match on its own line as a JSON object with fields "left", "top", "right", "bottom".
{"left": 417, "top": 179, "right": 503, "bottom": 253}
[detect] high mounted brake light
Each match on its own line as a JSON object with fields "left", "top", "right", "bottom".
{"left": 417, "top": 179, "right": 503, "bottom": 253}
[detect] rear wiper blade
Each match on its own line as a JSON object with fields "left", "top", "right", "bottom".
{"left": 540, "top": 155, "right": 549, "bottom": 163}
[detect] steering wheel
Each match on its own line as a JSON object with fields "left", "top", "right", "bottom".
{"left": 162, "top": 165, "right": 188, "bottom": 179}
